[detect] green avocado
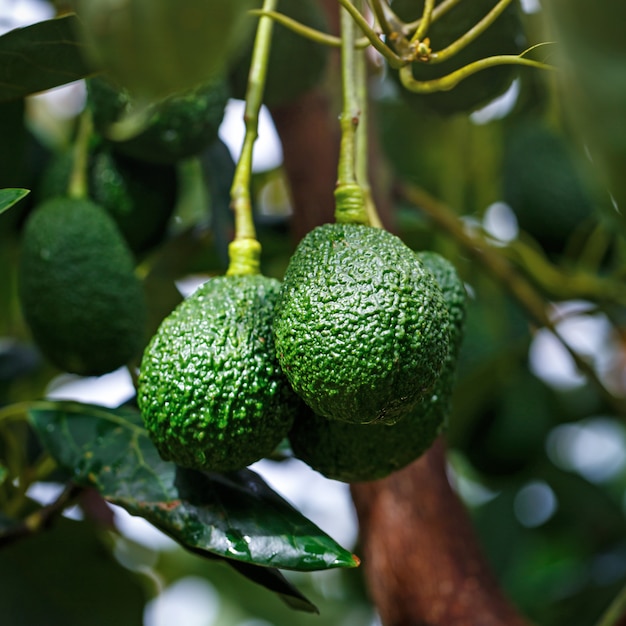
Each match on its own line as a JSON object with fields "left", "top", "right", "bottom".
{"left": 74, "top": 0, "right": 255, "bottom": 101}
{"left": 502, "top": 119, "right": 595, "bottom": 253}
{"left": 273, "top": 224, "right": 450, "bottom": 426}
{"left": 391, "top": 0, "right": 523, "bottom": 115}
{"left": 18, "top": 197, "right": 147, "bottom": 376}
{"left": 229, "top": 0, "right": 329, "bottom": 108}
{"left": 88, "top": 76, "right": 230, "bottom": 164}
{"left": 137, "top": 275, "right": 299, "bottom": 472}
{"left": 288, "top": 251, "right": 466, "bottom": 482}
{"left": 37, "top": 146, "right": 177, "bottom": 254}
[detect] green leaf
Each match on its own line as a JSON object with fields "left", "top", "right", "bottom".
{"left": 0, "top": 517, "right": 147, "bottom": 626}
{"left": 0, "top": 15, "right": 93, "bottom": 102}
{"left": 0, "top": 188, "right": 29, "bottom": 215}
{"left": 202, "top": 554, "right": 319, "bottom": 614}
{"left": 27, "top": 401, "right": 359, "bottom": 573}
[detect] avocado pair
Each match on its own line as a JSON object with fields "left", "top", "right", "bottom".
{"left": 138, "top": 224, "right": 465, "bottom": 480}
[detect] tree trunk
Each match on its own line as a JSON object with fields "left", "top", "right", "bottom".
{"left": 351, "top": 440, "right": 531, "bottom": 626}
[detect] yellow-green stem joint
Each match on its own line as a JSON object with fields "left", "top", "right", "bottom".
{"left": 335, "top": 183, "right": 369, "bottom": 225}
{"left": 226, "top": 239, "right": 262, "bottom": 276}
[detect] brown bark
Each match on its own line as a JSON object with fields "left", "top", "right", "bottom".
{"left": 270, "top": 89, "right": 339, "bottom": 242}
{"left": 351, "top": 440, "right": 531, "bottom": 626}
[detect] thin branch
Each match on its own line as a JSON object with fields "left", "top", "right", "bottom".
{"left": 337, "top": 0, "right": 404, "bottom": 67}
{"left": 595, "top": 583, "right": 626, "bottom": 626}
{"left": 397, "top": 182, "right": 626, "bottom": 415}
{"left": 399, "top": 54, "right": 554, "bottom": 93}
{"left": 403, "top": 0, "right": 464, "bottom": 34}
{"left": 249, "top": 9, "right": 370, "bottom": 48}
{"left": 429, "top": 0, "right": 513, "bottom": 63}
{"left": 0, "top": 482, "right": 83, "bottom": 549}
{"left": 412, "top": 0, "right": 436, "bottom": 43}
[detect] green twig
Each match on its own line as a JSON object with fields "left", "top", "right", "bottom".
{"left": 354, "top": 34, "right": 381, "bottom": 228}
{"left": 249, "top": 9, "right": 370, "bottom": 48}
{"left": 412, "top": 0, "right": 435, "bottom": 43}
{"left": 0, "top": 402, "right": 32, "bottom": 424}
{"left": 0, "top": 482, "right": 83, "bottom": 550}
{"left": 368, "top": 0, "right": 394, "bottom": 36}
{"left": 67, "top": 109, "right": 93, "bottom": 200}
{"left": 595, "top": 583, "right": 626, "bottom": 626}
{"left": 502, "top": 238, "right": 626, "bottom": 308}
{"left": 399, "top": 54, "right": 555, "bottom": 93}
{"left": 429, "top": 0, "right": 513, "bottom": 63}
{"left": 228, "top": 0, "right": 278, "bottom": 276}
{"left": 335, "top": 0, "right": 369, "bottom": 225}
{"left": 403, "top": 0, "right": 463, "bottom": 34}
{"left": 337, "top": 0, "right": 404, "bottom": 68}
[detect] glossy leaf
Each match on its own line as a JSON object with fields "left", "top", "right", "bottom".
{"left": 0, "top": 15, "right": 93, "bottom": 102}
{"left": 0, "top": 188, "right": 29, "bottom": 215}
{"left": 27, "top": 401, "right": 359, "bottom": 573}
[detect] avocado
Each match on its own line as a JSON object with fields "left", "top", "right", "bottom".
{"left": 288, "top": 251, "right": 466, "bottom": 482}
{"left": 137, "top": 275, "right": 299, "bottom": 472}
{"left": 88, "top": 76, "right": 230, "bottom": 164}
{"left": 38, "top": 145, "right": 177, "bottom": 254}
{"left": 74, "top": 0, "right": 255, "bottom": 101}
{"left": 18, "top": 197, "right": 147, "bottom": 376}
{"left": 502, "top": 119, "right": 595, "bottom": 253}
{"left": 273, "top": 224, "right": 450, "bottom": 425}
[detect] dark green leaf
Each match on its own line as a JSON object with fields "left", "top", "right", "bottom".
{"left": 197, "top": 552, "right": 319, "bottom": 614}
{"left": 0, "top": 15, "right": 93, "bottom": 102}
{"left": 0, "top": 517, "right": 146, "bottom": 626}
{"left": 27, "top": 401, "right": 359, "bottom": 573}
{"left": 0, "top": 188, "right": 29, "bottom": 215}
{"left": 0, "top": 100, "right": 26, "bottom": 188}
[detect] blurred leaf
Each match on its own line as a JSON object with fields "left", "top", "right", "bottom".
{"left": 0, "top": 517, "right": 146, "bottom": 626}
{"left": 543, "top": 0, "right": 626, "bottom": 220}
{"left": 0, "top": 101, "right": 26, "bottom": 189}
{"left": 0, "top": 15, "right": 93, "bottom": 102}
{"left": 0, "top": 189, "right": 30, "bottom": 215}
{"left": 218, "top": 558, "right": 319, "bottom": 614}
{"left": 27, "top": 401, "right": 359, "bottom": 574}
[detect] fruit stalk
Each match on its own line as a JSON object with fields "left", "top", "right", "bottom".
{"left": 354, "top": 29, "right": 382, "bottom": 228}
{"left": 67, "top": 109, "right": 93, "bottom": 200}
{"left": 228, "top": 0, "right": 278, "bottom": 276}
{"left": 335, "top": 0, "right": 368, "bottom": 225}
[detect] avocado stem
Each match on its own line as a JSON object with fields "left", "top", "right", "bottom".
{"left": 228, "top": 0, "right": 278, "bottom": 276}
{"left": 67, "top": 109, "right": 93, "bottom": 201}
{"left": 335, "top": 1, "right": 369, "bottom": 226}
{"left": 354, "top": 29, "right": 383, "bottom": 229}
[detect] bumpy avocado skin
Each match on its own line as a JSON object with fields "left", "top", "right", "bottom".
{"left": 289, "top": 251, "right": 466, "bottom": 482}
{"left": 138, "top": 275, "right": 299, "bottom": 472}
{"left": 88, "top": 76, "right": 230, "bottom": 164}
{"left": 273, "top": 224, "right": 450, "bottom": 426}
{"left": 18, "top": 197, "right": 147, "bottom": 376}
